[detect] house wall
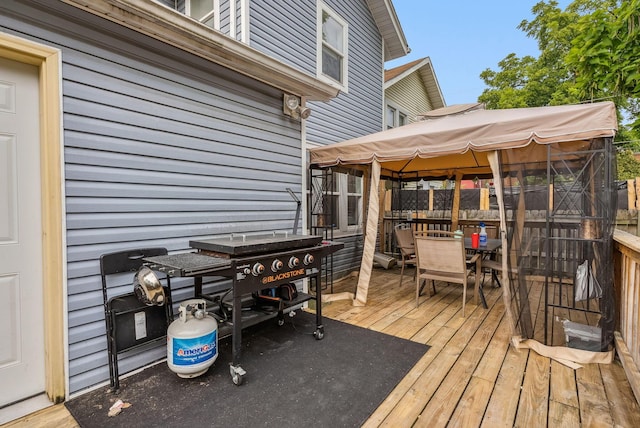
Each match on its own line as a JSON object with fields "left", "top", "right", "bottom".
{"left": 220, "top": 1, "right": 231, "bottom": 35}
{"left": 249, "top": 0, "right": 383, "bottom": 143}
{"left": 386, "top": 72, "right": 434, "bottom": 123}
{"left": 331, "top": 234, "right": 364, "bottom": 277}
{"left": 249, "top": 0, "right": 383, "bottom": 273}
{"left": 153, "top": 0, "right": 385, "bottom": 273}
{"left": 1, "top": 0, "right": 307, "bottom": 395}
{"left": 1, "top": 0, "right": 390, "bottom": 395}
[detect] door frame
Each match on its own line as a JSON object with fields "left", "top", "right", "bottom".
{"left": 0, "top": 33, "right": 65, "bottom": 403}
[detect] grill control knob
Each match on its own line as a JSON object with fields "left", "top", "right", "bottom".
{"left": 303, "top": 254, "right": 314, "bottom": 265}
{"left": 288, "top": 256, "right": 300, "bottom": 268}
{"left": 251, "top": 263, "right": 265, "bottom": 276}
{"left": 271, "top": 259, "right": 283, "bottom": 272}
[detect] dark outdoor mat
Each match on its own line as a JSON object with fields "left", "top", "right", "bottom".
{"left": 66, "top": 311, "right": 429, "bottom": 427}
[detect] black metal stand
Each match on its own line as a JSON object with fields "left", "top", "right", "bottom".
{"left": 143, "top": 241, "right": 343, "bottom": 385}
{"left": 100, "top": 248, "right": 173, "bottom": 392}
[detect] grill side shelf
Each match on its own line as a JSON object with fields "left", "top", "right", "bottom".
{"left": 144, "top": 253, "right": 232, "bottom": 277}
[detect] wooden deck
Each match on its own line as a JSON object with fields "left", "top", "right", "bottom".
{"left": 319, "top": 268, "right": 640, "bottom": 427}
{"left": 5, "top": 267, "right": 640, "bottom": 427}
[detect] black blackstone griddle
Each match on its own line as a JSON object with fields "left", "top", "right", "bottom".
{"left": 143, "top": 233, "right": 343, "bottom": 385}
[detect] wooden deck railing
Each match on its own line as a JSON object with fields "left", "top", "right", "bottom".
{"left": 613, "top": 229, "right": 640, "bottom": 404}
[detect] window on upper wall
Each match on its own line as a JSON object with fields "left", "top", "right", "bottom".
{"left": 185, "top": 0, "right": 217, "bottom": 29}
{"left": 317, "top": 1, "right": 348, "bottom": 92}
{"left": 331, "top": 172, "right": 362, "bottom": 233}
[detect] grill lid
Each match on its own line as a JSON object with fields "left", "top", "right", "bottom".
{"left": 189, "top": 233, "right": 323, "bottom": 256}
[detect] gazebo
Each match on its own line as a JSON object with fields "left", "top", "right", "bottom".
{"left": 309, "top": 101, "right": 618, "bottom": 364}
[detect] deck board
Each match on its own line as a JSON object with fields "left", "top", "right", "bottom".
{"left": 516, "top": 351, "right": 551, "bottom": 427}
{"left": 576, "top": 363, "right": 616, "bottom": 427}
{"left": 335, "top": 268, "right": 640, "bottom": 427}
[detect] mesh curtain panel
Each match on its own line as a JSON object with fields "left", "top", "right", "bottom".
{"left": 390, "top": 179, "right": 455, "bottom": 222}
{"left": 500, "top": 138, "right": 617, "bottom": 351}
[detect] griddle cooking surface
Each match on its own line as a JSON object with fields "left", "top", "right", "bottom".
{"left": 190, "top": 234, "right": 323, "bottom": 256}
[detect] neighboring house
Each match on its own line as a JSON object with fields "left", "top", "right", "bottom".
{"left": 383, "top": 57, "right": 445, "bottom": 193}
{"left": 0, "top": 0, "right": 408, "bottom": 417}
{"left": 384, "top": 57, "right": 445, "bottom": 129}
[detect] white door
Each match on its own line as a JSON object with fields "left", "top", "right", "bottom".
{"left": 0, "top": 57, "right": 45, "bottom": 407}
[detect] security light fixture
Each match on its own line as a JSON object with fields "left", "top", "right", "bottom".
{"left": 283, "top": 94, "right": 311, "bottom": 120}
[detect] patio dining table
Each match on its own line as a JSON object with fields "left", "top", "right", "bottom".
{"left": 464, "top": 237, "right": 502, "bottom": 309}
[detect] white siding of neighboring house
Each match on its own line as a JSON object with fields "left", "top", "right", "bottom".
{"left": 386, "top": 72, "right": 434, "bottom": 124}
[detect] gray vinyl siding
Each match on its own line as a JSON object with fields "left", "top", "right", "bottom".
{"left": 305, "top": 1, "right": 382, "bottom": 274}
{"left": 220, "top": 1, "right": 231, "bottom": 35}
{"left": 304, "top": 0, "right": 385, "bottom": 144}
{"left": 329, "top": 234, "right": 363, "bottom": 279}
{"left": 250, "top": 1, "right": 316, "bottom": 75}
{"left": 2, "top": 1, "right": 304, "bottom": 395}
{"left": 250, "top": 0, "right": 384, "bottom": 144}
{"left": 236, "top": 0, "right": 244, "bottom": 41}
{"left": 249, "top": 0, "right": 383, "bottom": 275}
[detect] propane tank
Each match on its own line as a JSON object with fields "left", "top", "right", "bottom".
{"left": 167, "top": 299, "right": 218, "bottom": 378}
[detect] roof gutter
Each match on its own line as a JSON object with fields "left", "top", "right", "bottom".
{"left": 60, "top": 0, "right": 339, "bottom": 101}
{"left": 366, "top": 0, "right": 409, "bottom": 61}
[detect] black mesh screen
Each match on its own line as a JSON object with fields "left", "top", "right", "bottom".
{"left": 500, "top": 138, "right": 616, "bottom": 351}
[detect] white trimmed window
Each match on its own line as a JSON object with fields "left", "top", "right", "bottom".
{"left": 399, "top": 112, "right": 407, "bottom": 126}
{"left": 345, "top": 174, "right": 362, "bottom": 228}
{"left": 185, "top": 0, "right": 219, "bottom": 29}
{"left": 317, "top": 1, "right": 348, "bottom": 92}
{"left": 386, "top": 102, "right": 409, "bottom": 129}
{"left": 311, "top": 172, "right": 362, "bottom": 235}
{"left": 386, "top": 105, "right": 396, "bottom": 129}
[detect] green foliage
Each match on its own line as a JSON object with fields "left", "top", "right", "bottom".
{"left": 478, "top": 1, "right": 585, "bottom": 109}
{"left": 567, "top": 0, "right": 640, "bottom": 130}
{"left": 616, "top": 148, "right": 640, "bottom": 180}
{"left": 479, "top": 1, "right": 639, "bottom": 119}
{"left": 476, "top": 0, "right": 640, "bottom": 179}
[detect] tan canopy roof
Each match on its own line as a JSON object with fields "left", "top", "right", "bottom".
{"left": 309, "top": 102, "right": 617, "bottom": 178}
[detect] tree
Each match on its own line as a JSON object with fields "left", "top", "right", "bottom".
{"left": 566, "top": 0, "right": 640, "bottom": 131}
{"left": 478, "top": 1, "right": 585, "bottom": 109}
{"left": 617, "top": 149, "right": 640, "bottom": 180}
{"left": 477, "top": 0, "right": 640, "bottom": 177}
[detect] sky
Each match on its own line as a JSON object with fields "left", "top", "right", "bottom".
{"left": 386, "top": 1, "right": 571, "bottom": 106}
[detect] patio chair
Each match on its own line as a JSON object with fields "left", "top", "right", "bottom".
{"left": 481, "top": 245, "right": 519, "bottom": 288}
{"left": 414, "top": 230, "right": 479, "bottom": 316}
{"left": 394, "top": 224, "right": 416, "bottom": 287}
